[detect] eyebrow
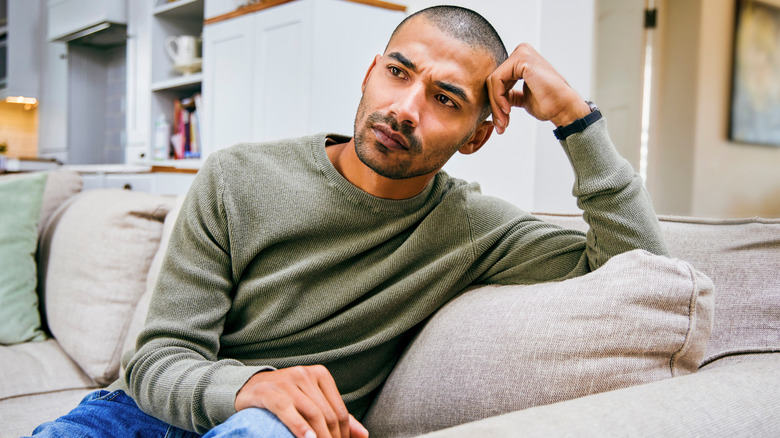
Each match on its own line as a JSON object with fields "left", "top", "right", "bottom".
{"left": 387, "top": 51, "right": 471, "bottom": 105}
{"left": 389, "top": 52, "right": 416, "bottom": 71}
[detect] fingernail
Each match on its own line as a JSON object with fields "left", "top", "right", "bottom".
{"left": 305, "top": 430, "right": 316, "bottom": 438}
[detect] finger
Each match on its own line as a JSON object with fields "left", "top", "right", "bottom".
{"left": 266, "top": 395, "right": 321, "bottom": 438}
{"left": 487, "top": 70, "right": 513, "bottom": 118}
{"left": 486, "top": 75, "right": 509, "bottom": 134}
{"left": 311, "top": 366, "right": 350, "bottom": 438}
{"left": 295, "top": 394, "right": 336, "bottom": 438}
{"left": 349, "top": 415, "right": 370, "bottom": 438}
{"left": 293, "top": 367, "right": 343, "bottom": 438}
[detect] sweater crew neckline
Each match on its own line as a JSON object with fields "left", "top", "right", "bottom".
{"left": 311, "top": 133, "right": 443, "bottom": 214}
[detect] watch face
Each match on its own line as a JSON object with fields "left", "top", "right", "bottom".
{"left": 586, "top": 101, "right": 598, "bottom": 112}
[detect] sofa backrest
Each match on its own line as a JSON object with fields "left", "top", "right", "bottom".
{"left": 535, "top": 213, "right": 780, "bottom": 365}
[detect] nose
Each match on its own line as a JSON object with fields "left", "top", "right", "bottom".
{"left": 389, "top": 83, "right": 423, "bottom": 128}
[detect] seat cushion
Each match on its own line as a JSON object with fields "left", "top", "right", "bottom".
{"left": 414, "top": 353, "right": 780, "bottom": 438}
{"left": 0, "top": 339, "right": 96, "bottom": 400}
{"left": 364, "top": 249, "right": 714, "bottom": 437}
{"left": 40, "top": 189, "right": 175, "bottom": 385}
{"left": 0, "top": 388, "right": 96, "bottom": 437}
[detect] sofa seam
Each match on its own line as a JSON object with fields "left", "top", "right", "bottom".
{"left": 0, "top": 385, "right": 100, "bottom": 403}
{"left": 668, "top": 260, "right": 700, "bottom": 377}
{"left": 700, "top": 348, "right": 780, "bottom": 368}
{"left": 462, "top": 188, "right": 478, "bottom": 284}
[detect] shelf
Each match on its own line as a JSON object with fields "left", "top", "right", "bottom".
{"left": 151, "top": 73, "right": 203, "bottom": 92}
{"left": 149, "top": 158, "right": 203, "bottom": 169}
{"left": 154, "top": 0, "right": 204, "bottom": 20}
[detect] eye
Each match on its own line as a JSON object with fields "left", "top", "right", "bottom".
{"left": 388, "top": 65, "right": 408, "bottom": 79}
{"left": 436, "top": 94, "right": 457, "bottom": 108}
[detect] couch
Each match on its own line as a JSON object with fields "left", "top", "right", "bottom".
{"left": 1, "top": 170, "right": 778, "bottom": 437}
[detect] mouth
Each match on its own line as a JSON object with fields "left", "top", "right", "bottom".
{"left": 371, "top": 124, "right": 409, "bottom": 151}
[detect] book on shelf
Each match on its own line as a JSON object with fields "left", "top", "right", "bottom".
{"left": 169, "top": 92, "right": 202, "bottom": 160}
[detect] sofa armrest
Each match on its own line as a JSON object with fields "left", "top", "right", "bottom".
{"left": 417, "top": 353, "right": 780, "bottom": 437}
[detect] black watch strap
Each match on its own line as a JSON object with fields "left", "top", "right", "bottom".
{"left": 553, "top": 101, "right": 602, "bottom": 140}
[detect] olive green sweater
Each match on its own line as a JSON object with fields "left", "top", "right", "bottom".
{"left": 113, "top": 118, "right": 668, "bottom": 433}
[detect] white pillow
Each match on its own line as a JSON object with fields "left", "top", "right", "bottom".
{"left": 364, "top": 250, "right": 714, "bottom": 437}
{"left": 42, "top": 189, "right": 174, "bottom": 384}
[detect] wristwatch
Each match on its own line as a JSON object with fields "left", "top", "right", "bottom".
{"left": 553, "top": 101, "right": 602, "bottom": 140}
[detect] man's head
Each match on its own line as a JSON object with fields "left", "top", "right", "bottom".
{"left": 388, "top": 6, "right": 508, "bottom": 121}
{"left": 353, "top": 6, "right": 508, "bottom": 181}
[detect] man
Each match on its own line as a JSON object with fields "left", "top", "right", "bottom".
{"left": 31, "top": 5, "right": 667, "bottom": 438}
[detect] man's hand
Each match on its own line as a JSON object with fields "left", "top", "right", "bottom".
{"left": 486, "top": 43, "right": 591, "bottom": 134}
{"left": 235, "top": 365, "right": 369, "bottom": 438}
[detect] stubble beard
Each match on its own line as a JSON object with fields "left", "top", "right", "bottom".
{"left": 352, "top": 97, "right": 473, "bottom": 180}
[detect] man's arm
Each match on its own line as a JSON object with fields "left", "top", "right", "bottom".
{"left": 482, "top": 43, "right": 668, "bottom": 274}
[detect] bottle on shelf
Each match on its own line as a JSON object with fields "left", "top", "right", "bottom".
{"left": 154, "top": 114, "right": 171, "bottom": 161}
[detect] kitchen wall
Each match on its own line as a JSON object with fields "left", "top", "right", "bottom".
{"left": 0, "top": 101, "right": 38, "bottom": 158}
{"left": 649, "top": 0, "right": 780, "bottom": 218}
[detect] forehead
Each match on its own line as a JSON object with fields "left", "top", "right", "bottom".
{"left": 384, "top": 17, "right": 495, "bottom": 101}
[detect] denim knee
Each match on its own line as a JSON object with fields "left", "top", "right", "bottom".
{"left": 203, "top": 408, "right": 294, "bottom": 438}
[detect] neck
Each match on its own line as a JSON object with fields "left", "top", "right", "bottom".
{"left": 326, "top": 139, "right": 435, "bottom": 200}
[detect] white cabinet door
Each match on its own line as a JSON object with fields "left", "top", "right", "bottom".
{"left": 125, "top": 0, "right": 153, "bottom": 163}
{"left": 2, "top": 0, "right": 42, "bottom": 99}
{"left": 251, "top": 1, "right": 312, "bottom": 143}
{"left": 202, "top": 12, "right": 255, "bottom": 153}
{"left": 202, "top": 0, "right": 403, "bottom": 157}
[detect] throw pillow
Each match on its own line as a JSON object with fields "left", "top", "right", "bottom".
{"left": 363, "top": 249, "right": 714, "bottom": 437}
{"left": 0, "top": 173, "right": 48, "bottom": 344}
{"left": 41, "top": 189, "right": 174, "bottom": 384}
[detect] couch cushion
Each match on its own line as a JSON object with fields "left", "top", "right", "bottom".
{"left": 363, "top": 250, "right": 714, "bottom": 437}
{"left": 535, "top": 213, "right": 780, "bottom": 364}
{"left": 0, "top": 338, "right": 97, "bottom": 401}
{"left": 0, "top": 173, "right": 48, "bottom": 344}
{"left": 0, "top": 170, "right": 83, "bottom": 236}
{"left": 0, "top": 388, "right": 95, "bottom": 438}
{"left": 121, "top": 194, "right": 185, "bottom": 361}
{"left": 40, "top": 189, "right": 174, "bottom": 385}
{"left": 414, "top": 353, "right": 780, "bottom": 438}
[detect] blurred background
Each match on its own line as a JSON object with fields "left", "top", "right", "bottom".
{"left": 1, "top": 0, "right": 778, "bottom": 218}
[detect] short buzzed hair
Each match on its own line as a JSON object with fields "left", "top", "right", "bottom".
{"left": 387, "top": 6, "right": 508, "bottom": 120}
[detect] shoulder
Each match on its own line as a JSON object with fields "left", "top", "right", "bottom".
{"left": 211, "top": 134, "right": 322, "bottom": 168}
{"left": 438, "top": 172, "right": 526, "bottom": 219}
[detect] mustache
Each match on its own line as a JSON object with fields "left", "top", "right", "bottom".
{"left": 366, "top": 112, "right": 422, "bottom": 153}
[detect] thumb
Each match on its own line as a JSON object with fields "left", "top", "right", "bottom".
{"left": 349, "top": 415, "right": 369, "bottom": 438}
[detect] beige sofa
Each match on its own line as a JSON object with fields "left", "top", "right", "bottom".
{"left": 1, "top": 171, "right": 778, "bottom": 437}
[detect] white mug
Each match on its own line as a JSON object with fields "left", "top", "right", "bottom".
{"left": 165, "top": 35, "right": 199, "bottom": 66}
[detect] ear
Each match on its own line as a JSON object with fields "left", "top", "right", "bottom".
{"left": 361, "top": 55, "right": 381, "bottom": 94}
{"left": 459, "top": 120, "right": 494, "bottom": 155}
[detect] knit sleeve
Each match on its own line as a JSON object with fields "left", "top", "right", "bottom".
{"left": 470, "top": 117, "right": 669, "bottom": 285}
{"left": 123, "top": 152, "right": 273, "bottom": 433}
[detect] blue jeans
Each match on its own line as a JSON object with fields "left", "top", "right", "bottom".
{"left": 28, "top": 390, "right": 295, "bottom": 438}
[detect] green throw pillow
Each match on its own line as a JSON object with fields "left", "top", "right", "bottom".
{"left": 0, "top": 173, "right": 48, "bottom": 344}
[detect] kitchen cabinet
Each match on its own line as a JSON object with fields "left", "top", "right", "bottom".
{"left": 47, "top": 0, "right": 126, "bottom": 44}
{"left": 201, "top": 0, "right": 404, "bottom": 157}
{"left": 78, "top": 169, "right": 196, "bottom": 195}
{"left": 1, "top": 0, "right": 42, "bottom": 99}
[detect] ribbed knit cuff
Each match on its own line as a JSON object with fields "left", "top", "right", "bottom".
{"left": 557, "top": 117, "right": 635, "bottom": 197}
{"left": 197, "top": 364, "right": 277, "bottom": 432}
